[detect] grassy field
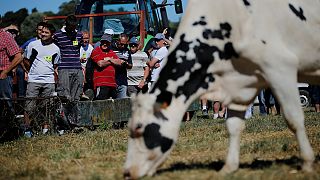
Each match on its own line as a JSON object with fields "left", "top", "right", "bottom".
{"left": 0, "top": 110, "right": 319, "bottom": 180}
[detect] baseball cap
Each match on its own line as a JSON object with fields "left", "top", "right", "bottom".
{"left": 104, "top": 28, "right": 114, "bottom": 36}
{"left": 129, "top": 37, "right": 139, "bottom": 44}
{"left": 154, "top": 33, "right": 165, "bottom": 40}
{"left": 100, "top": 34, "right": 112, "bottom": 42}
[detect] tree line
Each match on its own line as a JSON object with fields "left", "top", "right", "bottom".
{"left": 0, "top": 0, "right": 77, "bottom": 45}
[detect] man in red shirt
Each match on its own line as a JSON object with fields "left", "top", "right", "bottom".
{"left": 0, "top": 28, "right": 22, "bottom": 112}
{"left": 90, "top": 34, "right": 124, "bottom": 100}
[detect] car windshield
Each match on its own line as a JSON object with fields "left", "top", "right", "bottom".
{"left": 91, "top": 0, "right": 140, "bottom": 36}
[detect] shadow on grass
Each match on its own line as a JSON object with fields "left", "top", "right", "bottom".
{"left": 157, "top": 155, "right": 320, "bottom": 174}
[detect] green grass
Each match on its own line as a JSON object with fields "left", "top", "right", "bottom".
{"left": 0, "top": 111, "right": 319, "bottom": 179}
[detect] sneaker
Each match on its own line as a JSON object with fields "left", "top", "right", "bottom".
{"left": 80, "top": 94, "right": 90, "bottom": 100}
{"left": 24, "top": 131, "right": 33, "bottom": 138}
{"left": 213, "top": 113, "right": 219, "bottom": 119}
{"left": 42, "top": 128, "right": 49, "bottom": 134}
{"left": 58, "top": 130, "right": 65, "bottom": 136}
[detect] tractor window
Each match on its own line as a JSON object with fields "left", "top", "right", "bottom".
{"left": 91, "top": 1, "right": 140, "bottom": 36}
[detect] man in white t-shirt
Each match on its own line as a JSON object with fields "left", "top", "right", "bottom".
{"left": 23, "top": 23, "right": 60, "bottom": 136}
{"left": 138, "top": 33, "right": 169, "bottom": 90}
{"left": 80, "top": 31, "right": 94, "bottom": 99}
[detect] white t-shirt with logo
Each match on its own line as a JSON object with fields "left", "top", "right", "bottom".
{"left": 26, "top": 39, "right": 60, "bottom": 83}
{"left": 80, "top": 44, "right": 94, "bottom": 68}
{"left": 150, "top": 46, "right": 168, "bottom": 81}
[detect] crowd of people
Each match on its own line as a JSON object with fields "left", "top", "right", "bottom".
{"left": 0, "top": 15, "right": 173, "bottom": 137}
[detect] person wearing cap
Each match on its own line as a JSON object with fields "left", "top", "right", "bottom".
{"left": 129, "top": 36, "right": 139, "bottom": 54}
{"left": 138, "top": 33, "right": 169, "bottom": 89}
{"left": 114, "top": 33, "right": 133, "bottom": 99}
{"left": 90, "top": 34, "right": 124, "bottom": 100}
{"left": 94, "top": 28, "right": 115, "bottom": 49}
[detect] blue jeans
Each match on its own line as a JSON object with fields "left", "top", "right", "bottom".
{"left": 116, "top": 85, "right": 128, "bottom": 99}
{"left": 258, "top": 90, "right": 267, "bottom": 115}
{"left": 16, "top": 65, "right": 26, "bottom": 97}
{"left": 0, "top": 76, "right": 14, "bottom": 112}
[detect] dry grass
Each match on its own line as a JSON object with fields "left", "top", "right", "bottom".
{"left": 0, "top": 111, "right": 319, "bottom": 180}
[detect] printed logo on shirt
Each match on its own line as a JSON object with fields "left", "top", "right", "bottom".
{"left": 73, "top": 41, "right": 79, "bottom": 46}
{"left": 44, "top": 56, "right": 52, "bottom": 62}
{"left": 82, "top": 53, "right": 86, "bottom": 58}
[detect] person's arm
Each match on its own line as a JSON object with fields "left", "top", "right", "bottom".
{"left": 126, "top": 52, "right": 133, "bottom": 69}
{"left": 0, "top": 52, "right": 22, "bottom": 79}
{"left": 138, "top": 66, "right": 151, "bottom": 89}
{"left": 146, "top": 57, "right": 160, "bottom": 68}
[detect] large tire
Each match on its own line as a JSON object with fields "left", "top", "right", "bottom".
{"left": 299, "top": 90, "right": 311, "bottom": 107}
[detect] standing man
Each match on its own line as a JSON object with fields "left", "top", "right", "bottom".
{"left": 80, "top": 30, "right": 94, "bottom": 99}
{"left": 91, "top": 34, "right": 123, "bottom": 100}
{"left": 0, "top": 27, "right": 22, "bottom": 112}
{"left": 23, "top": 23, "right": 60, "bottom": 136}
{"left": 114, "top": 33, "right": 133, "bottom": 98}
{"left": 138, "top": 33, "right": 168, "bottom": 89}
{"left": 53, "top": 15, "right": 83, "bottom": 127}
{"left": 19, "top": 22, "right": 47, "bottom": 97}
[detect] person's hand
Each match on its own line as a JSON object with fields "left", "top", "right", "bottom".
{"left": 138, "top": 79, "right": 146, "bottom": 89}
{"left": 0, "top": 71, "right": 8, "bottom": 79}
{"left": 80, "top": 58, "right": 87, "bottom": 63}
{"left": 162, "top": 28, "right": 168, "bottom": 35}
{"left": 24, "top": 72, "right": 28, "bottom": 81}
{"left": 154, "top": 63, "right": 160, "bottom": 68}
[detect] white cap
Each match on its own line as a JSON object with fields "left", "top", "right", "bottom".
{"left": 104, "top": 28, "right": 114, "bottom": 36}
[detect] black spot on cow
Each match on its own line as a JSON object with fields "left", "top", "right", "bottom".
{"left": 289, "top": 4, "right": 306, "bottom": 21}
{"left": 154, "top": 111, "right": 168, "bottom": 121}
{"left": 227, "top": 109, "right": 246, "bottom": 120}
{"left": 243, "top": 0, "right": 250, "bottom": 6}
{"left": 220, "top": 42, "right": 239, "bottom": 59}
{"left": 261, "top": 40, "right": 266, "bottom": 44}
{"left": 156, "top": 90, "right": 173, "bottom": 106}
{"left": 193, "top": 16, "right": 207, "bottom": 26}
{"left": 143, "top": 123, "right": 174, "bottom": 153}
{"left": 202, "top": 23, "right": 232, "bottom": 40}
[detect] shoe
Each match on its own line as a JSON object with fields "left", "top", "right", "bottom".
{"left": 42, "top": 128, "right": 49, "bottom": 134}
{"left": 58, "top": 130, "right": 65, "bottom": 135}
{"left": 81, "top": 94, "right": 90, "bottom": 100}
{"left": 24, "top": 131, "right": 33, "bottom": 138}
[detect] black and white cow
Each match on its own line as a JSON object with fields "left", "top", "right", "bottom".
{"left": 124, "top": 0, "right": 319, "bottom": 178}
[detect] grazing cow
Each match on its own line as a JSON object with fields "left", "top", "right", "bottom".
{"left": 124, "top": 0, "right": 319, "bottom": 179}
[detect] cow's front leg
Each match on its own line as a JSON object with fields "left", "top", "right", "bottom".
{"left": 220, "top": 108, "right": 246, "bottom": 174}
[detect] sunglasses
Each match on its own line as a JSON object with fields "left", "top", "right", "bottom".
{"left": 129, "top": 43, "right": 138, "bottom": 48}
{"left": 7, "top": 29, "right": 19, "bottom": 36}
{"left": 118, "top": 43, "right": 127, "bottom": 46}
{"left": 101, "top": 41, "right": 110, "bottom": 45}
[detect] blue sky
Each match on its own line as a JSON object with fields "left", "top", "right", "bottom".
{"left": 0, "top": 0, "right": 188, "bottom": 22}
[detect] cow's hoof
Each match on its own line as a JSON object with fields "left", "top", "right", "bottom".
{"left": 219, "top": 164, "right": 238, "bottom": 175}
{"left": 302, "top": 162, "right": 313, "bottom": 173}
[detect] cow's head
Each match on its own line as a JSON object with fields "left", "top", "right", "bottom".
{"left": 124, "top": 93, "right": 177, "bottom": 179}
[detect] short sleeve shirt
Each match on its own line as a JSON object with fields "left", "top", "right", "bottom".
{"left": 26, "top": 40, "right": 60, "bottom": 83}
{"left": 0, "top": 29, "right": 20, "bottom": 71}
{"left": 151, "top": 46, "right": 168, "bottom": 81}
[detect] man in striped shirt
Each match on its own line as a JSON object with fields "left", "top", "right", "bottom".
{"left": 53, "top": 15, "right": 84, "bottom": 102}
{"left": 53, "top": 15, "right": 83, "bottom": 127}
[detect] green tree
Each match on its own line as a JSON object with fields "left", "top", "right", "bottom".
{"left": 57, "top": 0, "right": 76, "bottom": 16}
{"left": 1, "top": 8, "right": 28, "bottom": 28}
{"left": 20, "top": 12, "right": 44, "bottom": 42}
